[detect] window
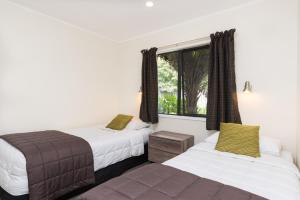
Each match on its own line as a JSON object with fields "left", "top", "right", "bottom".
{"left": 157, "top": 45, "right": 209, "bottom": 117}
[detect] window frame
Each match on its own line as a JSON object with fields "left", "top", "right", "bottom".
{"left": 157, "top": 44, "right": 210, "bottom": 119}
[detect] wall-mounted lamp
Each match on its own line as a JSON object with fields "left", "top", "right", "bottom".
{"left": 243, "top": 81, "right": 252, "bottom": 93}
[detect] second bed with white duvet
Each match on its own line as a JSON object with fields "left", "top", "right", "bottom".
{"left": 0, "top": 125, "right": 152, "bottom": 196}
{"left": 164, "top": 142, "right": 300, "bottom": 200}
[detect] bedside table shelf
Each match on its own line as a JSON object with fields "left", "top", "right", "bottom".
{"left": 148, "top": 131, "right": 194, "bottom": 163}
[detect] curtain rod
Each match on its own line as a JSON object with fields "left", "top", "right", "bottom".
{"left": 157, "top": 36, "right": 210, "bottom": 51}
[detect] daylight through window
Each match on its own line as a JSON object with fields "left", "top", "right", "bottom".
{"left": 157, "top": 45, "right": 209, "bottom": 117}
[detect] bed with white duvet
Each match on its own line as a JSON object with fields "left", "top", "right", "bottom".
{"left": 0, "top": 125, "right": 152, "bottom": 196}
{"left": 164, "top": 141, "right": 300, "bottom": 200}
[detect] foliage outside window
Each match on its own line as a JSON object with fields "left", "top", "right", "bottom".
{"left": 157, "top": 45, "right": 209, "bottom": 117}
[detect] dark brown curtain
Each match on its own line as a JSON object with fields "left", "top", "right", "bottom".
{"left": 139, "top": 47, "right": 159, "bottom": 123}
{"left": 206, "top": 29, "right": 242, "bottom": 130}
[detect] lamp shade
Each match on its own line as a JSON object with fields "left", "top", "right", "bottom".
{"left": 243, "top": 81, "right": 252, "bottom": 93}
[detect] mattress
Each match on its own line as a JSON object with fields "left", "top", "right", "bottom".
{"left": 164, "top": 142, "right": 300, "bottom": 200}
{"left": 0, "top": 125, "right": 152, "bottom": 196}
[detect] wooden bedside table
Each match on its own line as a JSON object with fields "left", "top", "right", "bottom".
{"left": 148, "top": 131, "right": 194, "bottom": 163}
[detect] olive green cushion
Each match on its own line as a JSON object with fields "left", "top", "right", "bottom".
{"left": 215, "top": 123, "right": 260, "bottom": 158}
{"left": 106, "top": 114, "right": 133, "bottom": 130}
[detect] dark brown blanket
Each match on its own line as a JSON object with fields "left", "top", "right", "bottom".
{"left": 0, "top": 130, "right": 95, "bottom": 200}
{"left": 76, "top": 163, "right": 267, "bottom": 200}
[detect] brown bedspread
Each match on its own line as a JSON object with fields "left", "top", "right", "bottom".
{"left": 76, "top": 163, "right": 267, "bottom": 200}
{"left": 0, "top": 130, "right": 95, "bottom": 200}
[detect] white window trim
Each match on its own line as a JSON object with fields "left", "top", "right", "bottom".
{"left": 157, "top": 37, "right": 210, "bottom": 54}
{"left": 159, "top": 114, "right": 206, "bottom": 122}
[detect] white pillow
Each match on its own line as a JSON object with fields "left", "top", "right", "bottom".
{"left": 205, "top": 132, "right": 282, "bottom": 156}
{"left": 125, "top": 118, "right": 150, "bottom": 130}
{"left": 205, "top": 132, "right": 220, "bottom": 143}
{"left": 259, "top": 135, "right": 282, "bottom": 156}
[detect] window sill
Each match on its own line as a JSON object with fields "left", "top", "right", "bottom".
{"left": 159, "top": 114, "right": 206, "bottom": 122}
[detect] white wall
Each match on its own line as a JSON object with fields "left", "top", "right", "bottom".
{"left": 297, "top": 0, "right": 300, "bottom": 165}
{"left": 118, "top": 0, "right": 299, "bottom": 156}
{"left": 0, "top": 0, "right": 299, "bottom": 159}
{"left": 0, "top": 0, "right": 120, "bottom": 133}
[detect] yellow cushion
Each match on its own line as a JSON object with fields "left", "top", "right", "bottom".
{"left": 106, "top": 114, "right": 133, "bottom": 130}
{"left": 215, "top": 123, "right": 260, "bottom": 158}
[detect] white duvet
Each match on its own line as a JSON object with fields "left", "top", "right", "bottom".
{"left": 0, "top": 125, "right": 152, "bottom": 196}
{"left": 164, "top": 142, "right": 300, "bottom": 200}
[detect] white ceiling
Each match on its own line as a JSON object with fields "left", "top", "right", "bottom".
{"left": 9, "top": 0, "right": 255, "bottom": 42}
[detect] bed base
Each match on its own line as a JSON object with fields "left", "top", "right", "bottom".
{"left": 0, "top": 144, "right": 148, "bottom": 200}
